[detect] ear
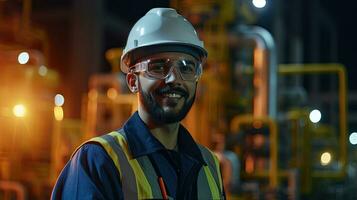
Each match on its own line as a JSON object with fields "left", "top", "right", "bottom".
{"left": 126, "top": 72, "right": 139, "bottom": 93}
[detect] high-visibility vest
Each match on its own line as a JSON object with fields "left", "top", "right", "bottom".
{"left": 82, "top": 130, "right": 224, "bottom": 199}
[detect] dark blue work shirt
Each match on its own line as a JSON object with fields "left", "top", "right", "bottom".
{"left": 51, "top": 112, "right": 209, "bottom": 199}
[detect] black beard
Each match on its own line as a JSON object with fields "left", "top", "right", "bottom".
{"left": 139, "top": 84, "right": 196, "bottom": 124}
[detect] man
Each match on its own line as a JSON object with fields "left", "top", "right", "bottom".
{"left": 52, "top": 8, "right": 225, "bottom": 199}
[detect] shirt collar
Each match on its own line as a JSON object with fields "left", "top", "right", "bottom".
{"left": 122, "top": 112, "right": 206, "bottom": 165}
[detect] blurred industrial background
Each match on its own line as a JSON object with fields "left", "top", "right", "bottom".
{"left": 1, "top": 0, "right": 357, "bottom": 199}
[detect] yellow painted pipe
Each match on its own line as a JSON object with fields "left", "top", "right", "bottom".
{"left": 279, "top": 64, "right": 347, "bottom": 178}
{"left": 230, "top": 114, "right": 278, "bottom": 188}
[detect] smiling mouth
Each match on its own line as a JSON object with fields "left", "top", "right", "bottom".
{"left": 157, "top": 86, "right": 188, "bottom": 99}
{"left": 163, "top": 92, "right": 182, "bottom": 98}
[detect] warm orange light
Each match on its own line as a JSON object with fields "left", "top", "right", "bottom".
{"left": 253, "top": 48, "right": 268, "bottom": 117}
{"left": 54, "top": 106, "right": 64, "bottom": 121}
{"left": 245, "top": 154, "right": 255, "bottom": 173}
{"left": 107, "top": 88, "right": 118, "bottom": 100}
{"left": 253, "top": 134, "right": 265, "bottom": 148}
{"left": 13, "top": 104, "right": 26, "bottom": 118}
{"left": 88, "top": 89, "right": 98, "bottom": 100}
{"left": 253, "top": 120, "right": 263, "bottom": 129}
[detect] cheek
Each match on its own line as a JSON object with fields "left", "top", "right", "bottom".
{"left": 139, "top": 76, "right": 160, "bottom": 92}
{"left": 187, "top": 85, "right": 197, "bottom": 100}
{"left": 187, "top": 82, "right": 197, "bottom": 98}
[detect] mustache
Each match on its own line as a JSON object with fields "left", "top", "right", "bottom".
{"left": 156, "top": 86, "right": 188, "bottom": 98}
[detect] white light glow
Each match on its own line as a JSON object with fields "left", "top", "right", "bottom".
{"left": 252, "top": 0, "right": 267, "bottom": 8}
{"left": 18, "top": 52, "right": 30, "bottom": 64}
{"left": 54, "top": 94, "right": 65, "bottom": 106}
{"left": 320, "top": 152, "right": 332, "bottom": 166}
{"left": 13, "top": 104, "right": 26, "bottom": 118}
{"left": 349, "top": 132, "right": 357, "bottom": 145}
{"left": 38, "top": 65, "right": 48, "bottom": 76}
{"left": 309, "top": 109, "right": 321, "bottom": 123}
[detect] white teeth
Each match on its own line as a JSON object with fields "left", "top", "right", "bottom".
{"left": 165, "top": 93, "right": 182, "bottom": 98}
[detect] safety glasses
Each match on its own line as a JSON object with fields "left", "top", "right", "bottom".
{"left": 130, "top": 57, "right": 202, "bottom": 81}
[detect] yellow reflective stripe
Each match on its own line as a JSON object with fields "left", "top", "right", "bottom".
{"left": 109, "top": 131, "right": 153, "bottom": 199}
{"left": 199, "top": 146, "right": 224, "bottom": 192}
{"left": 212, "top": 154, "right": 223, "bottom": 191}
{"left": 203, "top": 166, "right": 220, "bottom": 199}
{"left": 101, "top": 134, "right": 138, "bottom": 199}
{"left": 88, "top": 137, "right": 122, "bottom": 179}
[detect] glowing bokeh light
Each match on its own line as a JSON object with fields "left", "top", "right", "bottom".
{"left": 107, "top": 88, "right": 118, "bottom": 100}
{"left": 38, "top": 65, "right": 48, "bottom": 76}
{"left": 309, "top": 109, "right": 321, "bottom": 123}
{"left": 320, "top": 152, "right": 332, "bottom": 166}
{"left": 252, "top": 0, "right": 267, "bottom": 8}
{"left": 349, "top": 132, "right": 357, "bottom": 145}
{"left": 18, "top": 52, "right": 30, "bottom": 64}
{"left": 54, "top": 94, "right": 65, "bottom": 106}
{"left": 13, "top": 104, "right": 26, "bottom": 117}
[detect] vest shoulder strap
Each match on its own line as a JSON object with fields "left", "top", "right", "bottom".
{"left": 75, "top": 130, "right": 155, "bottom": 199}
{"left": 197, "top": 144, "right": 224, "bottom": 198}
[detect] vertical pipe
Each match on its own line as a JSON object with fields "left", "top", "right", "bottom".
{"left": 338, "top": 67, "right": 347, "bottom": 176}
{"left": 234, "top": 25, "right": 278, "bottom": 119}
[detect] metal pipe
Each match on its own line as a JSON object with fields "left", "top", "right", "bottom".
{"left": 230, "top": 114, "right": 278, "bottom": 188}
{"left": 233, "top": 25, "right": 278, "bottom": 119}
{"left": 279, "top": 64, "right": 347, "bottom": 178}
{"left": 0, "top": 180, "right": 26, "bottom": 200}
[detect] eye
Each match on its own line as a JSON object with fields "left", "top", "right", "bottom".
{"left": 148, "top": 60, "right": 167, "bottom": 74}
{"left": 179, "top": 61, "right": 196, "bottom": 74}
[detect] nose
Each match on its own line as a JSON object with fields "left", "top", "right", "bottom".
{"left": 165, "top": 66, "right": 182, "bottom": 83}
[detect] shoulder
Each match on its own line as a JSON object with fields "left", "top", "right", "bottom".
{"left": 57, "top": 142, "right": 119, "bottom": 182}
{"left": 86, "top": 131, "right": 127, "bottom": 149}
{"left": 51, "top": 143, "right": 123, "bottom": 200}
{"left": 72, "top": 143, "right": 113, "bottom": 167}
{"left": 196, "top": 143, "right": 217, "bottom": 158}
{"left": 53, "top": 142, "right": 113, "bottom": 183}
{"left": 196, "top": 144, "right": 220, "bottom": 167}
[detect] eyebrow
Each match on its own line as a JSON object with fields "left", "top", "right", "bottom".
{"left": 149, "top": 58, "right": 167, "bottom": 63}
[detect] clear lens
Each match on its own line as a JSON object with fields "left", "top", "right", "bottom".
{"left": 135, "top": 58, "right": 201, "bottom": 81}
{"left": 147, "top": 59, "right": 171, "bottom": 78}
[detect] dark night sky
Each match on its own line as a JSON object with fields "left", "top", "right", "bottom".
{"left": 112, "top": 0, "right": 357, "bottom": 90}
{"left": 321, "top": 1, "right": 357, "bottom": 90}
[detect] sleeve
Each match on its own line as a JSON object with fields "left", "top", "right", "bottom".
{"left": 51, "top": 143, "right": 124, "bottom": 200}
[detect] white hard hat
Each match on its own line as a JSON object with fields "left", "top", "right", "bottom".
{"left": 120, "top": 7, "right": 207, "bottom": 73}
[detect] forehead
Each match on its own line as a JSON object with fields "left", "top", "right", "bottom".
{"left": 141, "top": 52, "right": 197, "bottom": 61}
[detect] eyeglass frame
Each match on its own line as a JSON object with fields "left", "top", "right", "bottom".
{"left": 129, "top": 57, "right": 203, "bottom": 82}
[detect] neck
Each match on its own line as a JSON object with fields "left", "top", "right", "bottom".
{"left": 138, "top": 108, "right": 179, "bottom": 150}
{"left": 151, "top": 123, "right": 179, "bottom": 150}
